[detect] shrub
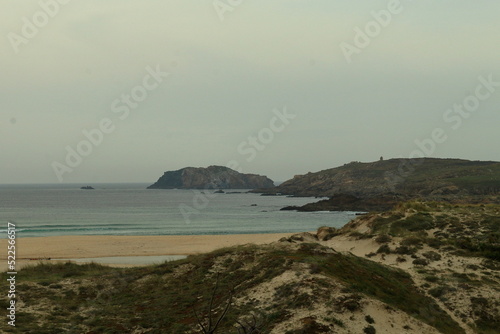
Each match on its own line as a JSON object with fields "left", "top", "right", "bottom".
{"left": 429, "top": 286, "right": 445, "bottom": 298}
{"left": 426, "top": 238, "right": 443, "bottom": 249}
{"left": 428, "top": 285, "right": 455, "bottom": 298}
{"left": 350, "top": 231, "right": 373, "bottom": 239}
{"left": 422, "top": 251, "right": 442, "bottom": 262}
{"left": 309, "top": 263, "right": 321, "bottom": 274}
{"left": 412, "top": 258, "right": 429, "bottom": 266}
{"left": 364, "top": 325, "right": 376, "bottom": 334}
{"left": 392, "top": 213, "right": 434, "bottom": 232}
{"left": 394, "top": 245, "right": 417, "bottom": 255}
{"left": 365, "top": 315, "right": 375, "bottom": 324}
{"left": 286, "top": 317, "right": 331, "bottom": 333}
{"left": 466, "top": 264, "right": 479, "bottom": 271}
{"left": 49, "top": 284, "right": 63, "bottom": 289}
{"left": 377, "top": 244, "right": 392, "bottom": 254}
{"left": 375, "top": 234, "right": 392, "bottom": 244}
{"left": 371, "top": 214, "right": 405, "bottom": 233}
{"left": 397, "top": 202, "right": 430, "bottom": 212}
{"left": 325, "top": 316, "right": 344, "bottom": 327}
{"left": 401, "top": 236, "right": 424, "bottom": 246}
{"left": 334, "top": 294, "right": 362, "bottom": 312}
{"left": 424, "top": 275, "right": 439, "bottom": 283}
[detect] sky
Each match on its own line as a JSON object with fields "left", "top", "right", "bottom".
{"left": 1, "top": 0, "right": 500, "bottom": 184}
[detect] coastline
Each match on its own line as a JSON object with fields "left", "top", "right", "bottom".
{"left": 0, "top": 233, "right": 295, "bottom": 269}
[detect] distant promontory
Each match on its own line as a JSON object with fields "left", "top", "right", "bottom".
{"left": 256, "top": 158, "right": 500, "bottom": 198}
{"left": 147, "top": 166, "right": 274, "bottom": 189}
{"left": 255, "top": 158, "right": 500, "bottom": 211}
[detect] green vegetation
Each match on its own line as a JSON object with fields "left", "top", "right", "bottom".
{"left": 17, "top": 261, "right": 117, "bottom": 282}
{"left": 376, "top": 244, "right": 391, "bottom": 254}
{"left": 260, "top": 158, "right": 500, "bottom": 199}
{"left": 293, "top": 243, "right": 463, "bottom": 334}
{"left": 340, "top": 201, "right": 500, "bottom": 333}
{"left": 392, "top": 213, "right": 434, "bottom": 233}
{"left": 374, "top": 234, "right": 392, "bottom": 244}
{"left": 371, "top": 213, "right": 405, "bottom": 234}
{"left": 4, "top": 201, "right": 498, "bottom": 333}
{"left": 0, "top": 242, "right": 466, "bottom": 334}
{"left": 359, "top": 202, "right": 500, "bottom": 261}
{"left": 363, "top": 325, "right": 376, "bottom": 334}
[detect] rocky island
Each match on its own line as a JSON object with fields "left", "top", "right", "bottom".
{"left": 147, "top": 165, "right": 274, "bottom": 189}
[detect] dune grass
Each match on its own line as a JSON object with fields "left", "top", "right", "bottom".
{"left": 0, "top": 241, "right": 467, "bottom": 334}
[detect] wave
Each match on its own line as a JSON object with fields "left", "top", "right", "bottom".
{"left": 0, "top": 229, "right": 26, "bottom": 233}
{"left": 0, "top": 226, "right": 161, "bottom": 235}
{"left": 17, "top": 223, "right": 135, "bottom": 228}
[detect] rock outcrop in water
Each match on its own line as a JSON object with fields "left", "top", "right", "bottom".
{"left": 147, "top": 166, "right": 274, "bottom": 189}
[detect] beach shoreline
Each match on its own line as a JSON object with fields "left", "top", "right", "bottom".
{"left": 0, "top": 233, "right": 296, "bottom": 269}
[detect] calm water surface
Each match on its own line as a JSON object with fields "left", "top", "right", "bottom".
{"left": 0, "top": 183, "right": 358, "bottom": 238}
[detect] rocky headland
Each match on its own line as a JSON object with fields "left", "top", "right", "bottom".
{"left": 256, "top": 158, "right": 500, "bottom": 211}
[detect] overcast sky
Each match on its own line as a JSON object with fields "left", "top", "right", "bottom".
{"left": 1, "top": 1, "right": 500, "bottom": 184}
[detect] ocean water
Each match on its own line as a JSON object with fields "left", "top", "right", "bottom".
{"left": 0, "top": 184, "right": 357, "bottom": 238}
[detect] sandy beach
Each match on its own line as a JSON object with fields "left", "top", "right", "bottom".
{"left": 0, "top": 233, "right": 295, "bottom": 269}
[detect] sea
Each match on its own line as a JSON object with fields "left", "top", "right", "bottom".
{"left": 0, "top": 183, "right": 358, "bottom": 238}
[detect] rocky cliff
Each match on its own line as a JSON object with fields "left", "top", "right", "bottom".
{"left": 147, "top": 165, "right": 274, "bottom": 189}
{"left": 257, "top": 158, "right": 500, "bottom": 198}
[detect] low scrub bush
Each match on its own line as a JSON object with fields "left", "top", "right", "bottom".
{"left": 376, "top": 244, "right": 392, "bottom": 254}
{"left": 423, "top": 251, "right": 442, "bottom": 262}
{"left": 375, "top": 234, "right": 392, "bottom": 244}
{"left": 412, "top": 258, "right": 429, "bottom": 266}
